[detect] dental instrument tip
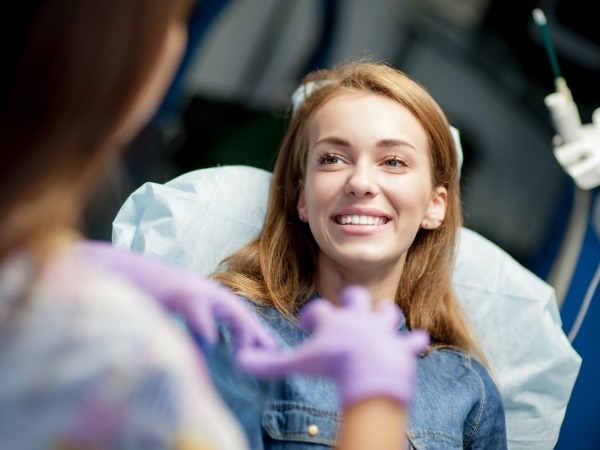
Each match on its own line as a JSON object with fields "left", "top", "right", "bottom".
{"left": 532, "top": 8, "right": 546, "bottom": 26}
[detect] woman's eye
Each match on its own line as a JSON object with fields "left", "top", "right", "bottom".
{"left": 383, "top": 156, "right": 408, "bottom": 167}
{"left": 319, "top": 153, "right": 342, "bottom": 164}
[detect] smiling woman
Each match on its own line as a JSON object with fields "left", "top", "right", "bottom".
{"left": 298, "top": 92, "right": 447, "bottom": 303}
{"left": 210, "top": 60, "right": 507, "bottom": 449}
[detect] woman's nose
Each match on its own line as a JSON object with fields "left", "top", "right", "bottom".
{"left": 344, "top": 166, "right": 379, "bottom": 198}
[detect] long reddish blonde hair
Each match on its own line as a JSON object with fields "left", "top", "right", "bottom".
{"left": 214, "top": 60, "right": 483, "bottom": 361}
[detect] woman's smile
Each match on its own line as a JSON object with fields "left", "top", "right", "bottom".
{"left": 334, "top": 215, "right": 388, "bottom": 226}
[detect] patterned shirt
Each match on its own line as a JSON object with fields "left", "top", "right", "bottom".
{"left": 0, "top": 246, "right": 248, "bottom": 450}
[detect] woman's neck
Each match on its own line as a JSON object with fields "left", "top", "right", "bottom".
{"left": 316, "top": 253, "right": 405, "bottom": 305}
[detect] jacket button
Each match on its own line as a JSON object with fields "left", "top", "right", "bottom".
{"left": 307, "top": 424, "right": 319, "bottom": 436}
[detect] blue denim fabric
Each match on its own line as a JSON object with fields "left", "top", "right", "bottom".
{"left": 205, "top": 297, "right": 507, "bottom": 449}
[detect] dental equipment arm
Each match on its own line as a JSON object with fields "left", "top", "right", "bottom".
{"left": 533, "top": 8, "right": 600, "bottom": 190}
{"left": 533, "top": 9, "right": 600, "bottom": 312}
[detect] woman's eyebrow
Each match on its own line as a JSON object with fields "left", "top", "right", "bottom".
{"left": 312, "top": 136, "right": 417, "bottom": 152}
{"left": 377, "top": 138, "right": 416, "bottom": 151}
{"left": 313, "top": 136, "right": 350, "bottom": 148}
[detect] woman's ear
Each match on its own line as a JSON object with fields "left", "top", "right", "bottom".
{"left": 423, "top": 186, "right": 447, "bottom": 229}
{"left": 297, "top": 187, "right": 308, "bottom": 222}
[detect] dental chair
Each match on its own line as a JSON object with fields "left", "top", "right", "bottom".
{"left": 112, "top": 164, "right": 581, "bottom": 450}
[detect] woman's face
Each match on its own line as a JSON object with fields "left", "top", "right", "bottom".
{"left": 297, "top": 92, "right": 447, "bottom": 276}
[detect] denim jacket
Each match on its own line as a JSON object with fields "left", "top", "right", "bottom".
{"left": 204, "top": 297, "right": 507, "bottom": 450}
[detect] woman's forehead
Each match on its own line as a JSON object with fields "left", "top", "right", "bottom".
{"left": 307, "top": 92, "right": 427, "bottom": 150}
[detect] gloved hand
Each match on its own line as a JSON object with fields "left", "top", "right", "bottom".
{"left": 78, "top": 240, "right": 278, "bottom": 351}
{"left": 238, "top": 285, "right": 429, "bottom": 407}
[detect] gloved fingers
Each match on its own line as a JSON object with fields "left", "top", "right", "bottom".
{"left": 210, "top": 302, "right": 280, "bottom": 351}
{"left": 374, "top": 301, "right": 402, "bottom": 330}
{"left": 81, "top": 240, "right": 156, "bottom": 274}
{"left": 204, "top": 285, "right": 279, "bottom": 350}
{"left": 297, "top": 299, "right": 336, "bottom": 332}
{"left": 228, "top": 320, "right": 280, "bottom": 351}
{"left": 236, "top": 348, "right": 295, "bottom": 379}
{"left": 177, "top": 290, "right": 278, "bottom": 350}
{"left": 237, "top": 343, "right": 327, "bottom": 379}
{"left": 404, "top": 329, "right": 430, "bottom": 354}
{"left": 339, "top": 285, "right": 372, "bottom": 312}
{"left": 78, "top": 239, "right": 108, "bottom": 254}
{"left": 80, "top": 240, "right": 189, "bottom": 307}
{"left": 79, "top": 241, "right": 278, "bottom": 348}
{"left": 195, "top": 277, "right": 234, "bottom": 302}
{"left": 79, "top": 240, "right": 128, "bottom": 271}
{"left": 184, "top": 304, "right": 219, "bottom": 343}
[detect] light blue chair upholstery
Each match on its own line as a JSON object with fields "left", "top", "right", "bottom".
{"left": 113, "top": 164, "right": 581, "bottom": 450}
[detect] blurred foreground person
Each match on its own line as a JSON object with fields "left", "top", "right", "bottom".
{"left": 0, "top": 2, "right": 427, "bottom": 450}
{"left": 0, "top": 1, "right": 259, "bottom": 448}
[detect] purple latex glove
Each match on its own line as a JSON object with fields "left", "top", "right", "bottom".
{"left": 78, "top": 240, "right": 278, "bottom": 351}
{"left": 238, "top": 285, "right": 429, "bottom": 407}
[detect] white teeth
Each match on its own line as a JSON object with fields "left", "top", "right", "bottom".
{"left": 336, "top": 215, "right": 386, "bottom": 225}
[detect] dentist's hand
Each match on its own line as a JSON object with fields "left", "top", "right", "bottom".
{"left": 238, "top": 285, "right": 429, "bottom": 407}
{"left": 78, "top": 240, "right": 278, "bottom": 351}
